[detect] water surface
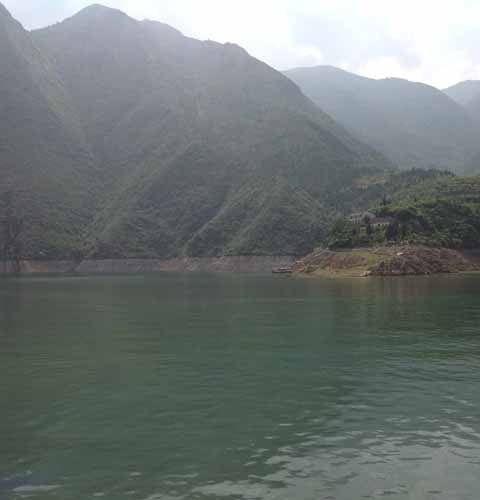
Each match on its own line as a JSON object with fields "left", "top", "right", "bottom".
{"left": 1, "top": 273, "right": 480, "bottom": 500}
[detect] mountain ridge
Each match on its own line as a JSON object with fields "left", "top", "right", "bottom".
{"left": 1, "top": 2, "right": 390, "bottom": 260}
{"left": 285, "top": 65, "right": 480, "bottom": 173}
{"left": 444, "top": 80, "right": 480, "bottom": 107}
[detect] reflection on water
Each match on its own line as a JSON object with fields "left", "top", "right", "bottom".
{"left": 1, "top": 273, "right": 480, "bottom": 500}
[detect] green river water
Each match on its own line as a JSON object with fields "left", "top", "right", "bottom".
{"left": 1, "top": 273, "right": 480, "bottom": 500}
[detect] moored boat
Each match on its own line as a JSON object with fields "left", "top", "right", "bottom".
{"left": 272, "top": 267, "right": 293, "bottom": 274}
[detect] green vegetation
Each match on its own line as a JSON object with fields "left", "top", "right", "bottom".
{"left": 0, "top": 191, "right": 23, "bottom": 272}
{"left": 327, "top": 218, "right": 386, "bottom": 249}
{"left": 378, "top": 175, "right": 480, "bottom": 248}
{"left": 3, "top": 3, "right": 480, "bottom": 261}
{"left": 328, "top": 171, "right": 480, "bottom": 250}
{"left": 0, "top": 4, "right": 101, "bottom": 259}
{"left": 0, "top": 3, "right": 389, "bottom": 260}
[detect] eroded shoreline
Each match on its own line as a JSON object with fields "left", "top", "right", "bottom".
{"left": 1, "top": 256, "right": 295, "bottom": 276}
{"left": 4, "top": 247, "right": 480, "bottom": 278}
{"left": 293, "top": 246, "right": 480, "bottom": 278}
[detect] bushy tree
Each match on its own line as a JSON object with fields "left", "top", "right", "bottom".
{"left": 1, "top": 191, "right": 23, "bottom": 274}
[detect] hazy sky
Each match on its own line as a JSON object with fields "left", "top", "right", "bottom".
{"left": 4, "top": 0, "right": 480, "bottom": 88}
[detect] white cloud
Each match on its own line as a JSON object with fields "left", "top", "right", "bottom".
{"left": 3, "top": 0, "right": 480, "bottom": 88}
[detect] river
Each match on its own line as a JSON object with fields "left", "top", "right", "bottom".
{"left": 1, "top": 273, "right": 480, "bottom": 500}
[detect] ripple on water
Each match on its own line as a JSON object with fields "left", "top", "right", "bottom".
{"left": 3, "top": 274, "right": 480, "bottom": 500}
{"left": 12, "top": 484, "right": 61, "bottom": 494}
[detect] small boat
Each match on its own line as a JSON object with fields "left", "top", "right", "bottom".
{"left": 272, "top": 267, "right": 293, "bottom": 274}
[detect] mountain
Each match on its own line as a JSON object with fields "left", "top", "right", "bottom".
{"left": 285, "top": 66, "right": 480, "bottom": 173}
{"left": 444, "top": 80, "right": 480, "bottom": 126}
{"left": 466, "top": 93, "right": 480, "bottom": 122}
{"left": 444, "top": 80, "right": 480, "bottom": 107}
{"left": 0, "top": 4, "right": 387, "bottom": 260}
{"left": 0, "top": 3, "right": 100, "bottom": 259}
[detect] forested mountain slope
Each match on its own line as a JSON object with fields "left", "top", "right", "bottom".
{"left": 285, "top": 66, "right": 480, "bottom": 173}
{"left": 7, "top": 4, "right": 387, "bottom": 259}
{"left": 0, "top": 3, "right": 100, "bottom": 258}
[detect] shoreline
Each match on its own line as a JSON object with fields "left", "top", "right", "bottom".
{"left": 4, "top": 247, "right": 480, "bottom": 279}
{"left": 1, "top": 256, "right": 295, "bottom": 276}
{"left": 293, "top": 246, "right": 480, "bottom": 278}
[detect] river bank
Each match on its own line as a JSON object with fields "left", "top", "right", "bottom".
{"left": 294, "top": 246, "right": 480, "bottom": 278}
{"left": 1, "top": 256, "right": 295, "bottom": 276}
{"left": 4, "top": 247, "right": 479, "bottom": 278}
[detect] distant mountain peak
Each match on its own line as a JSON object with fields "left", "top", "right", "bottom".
{"left": 76, "top": 3, "right": 124, "bottom": 16}
{"left": 444, "top": 80, "right": 480, "bottom": 107}
{"left": 68, "top": 3, "right": 130, "bottom": 23}
{"left": 286, "top": 65, "right": 375, "bottom": 85}
{"left": 285, "top": 64, "right": 479, "bottom": 172}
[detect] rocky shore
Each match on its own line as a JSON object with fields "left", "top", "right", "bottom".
{"left": 4, "top": 248, "right": 479, "bottom": 278}
{"left": 294, "top": 246, "right": 480, "bottom": 278}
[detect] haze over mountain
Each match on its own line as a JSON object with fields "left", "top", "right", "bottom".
{"left": 285, "top": 66, "right": 480, "bottom": 173}
{"left": 444, "top": 80, "right": 480, "bottom": 108}
{"left": 444, "top": 79, "right": 480, "bottom": 127}
{"left": 444, "top": 83, "right": 480, "bottom": 172}
{"left": 465, "top": 92, "right": 480, "bottom": 122}
{"left": 0, "top": 3, "right": 389, "bottom": 260}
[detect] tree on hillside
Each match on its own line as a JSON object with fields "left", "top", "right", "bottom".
{"left": 366, "top": 220, "right": 373, "bottom": 236}
{"left": 1, "top": 191, "right": 23, "bottom": 274}
{"left": 386, "top": 220, "right": 399, "bottom": 241}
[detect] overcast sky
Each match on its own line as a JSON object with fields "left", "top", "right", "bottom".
{"left": 4, "top": 0, "right": 480, "bottom": 88}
